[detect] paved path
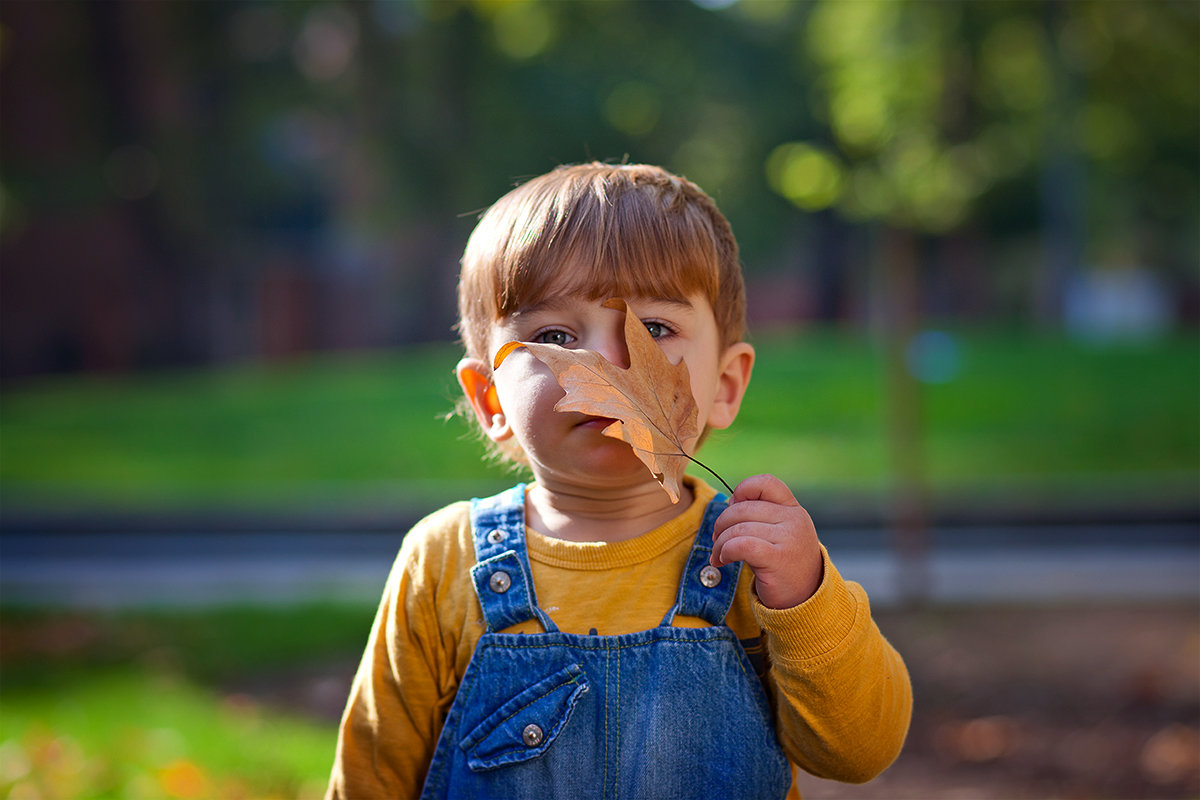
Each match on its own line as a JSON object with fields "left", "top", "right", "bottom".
{"left": 2, "top": 522, "right": 1196, "bottom": 608}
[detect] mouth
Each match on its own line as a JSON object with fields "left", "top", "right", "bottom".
{"left": 577, "top": 416, "right": 618, "bottom": 430}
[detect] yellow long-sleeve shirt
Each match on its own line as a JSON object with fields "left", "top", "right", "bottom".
{"left": 327, "top": 478, "right": 912, "bottom": 799}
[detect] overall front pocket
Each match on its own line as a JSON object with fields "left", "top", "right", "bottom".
{"left": 459, "top": 662, "right": 590, "bottom": 772}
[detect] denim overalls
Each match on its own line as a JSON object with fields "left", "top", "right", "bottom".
{"left": 419, "top": 484, "right": 791, "bottom": 799}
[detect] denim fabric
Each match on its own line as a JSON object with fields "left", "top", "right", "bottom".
{"left": 420, "top": 485, "right": 791, "bottom": 800}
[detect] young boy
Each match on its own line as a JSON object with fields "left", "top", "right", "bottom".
{"left": 326, "top": 163, "right": 911, "bottom": 799}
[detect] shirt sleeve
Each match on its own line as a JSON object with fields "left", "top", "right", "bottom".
{"left": 753, "top": 546, "right": 913, "bottom": 784}
{"left": 325, "top": 511, "right": 469, "bottom": 799}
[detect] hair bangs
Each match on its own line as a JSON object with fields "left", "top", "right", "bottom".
{"left": 496, "top": 177, "right": 721, "bottom": 317}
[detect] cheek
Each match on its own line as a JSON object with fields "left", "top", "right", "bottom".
{"left": 494, "top": 362, "right": 564, "bottom": 421}
{"left": 686, "top": 363, "right": 719, "bottom": 419}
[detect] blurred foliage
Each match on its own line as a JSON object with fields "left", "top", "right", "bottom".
{"left": 774, "top": 0, "right": 1199, "bottom": 240}
{"left": 0, "top": 0, "right": 1196, "bottom": 377}
{"left": 0, "top": 673, "right": 333, "bottom": 799}
{"left": 1, "top": 332, "right": 1196, "bottom": 510}
{"left": 0, "top": 604, "right": 376, "bottom": 799}
{"left": 0, "top": 603, "right": 375, "bottom": 687}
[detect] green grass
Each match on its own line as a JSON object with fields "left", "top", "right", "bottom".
{"left": 1, "top": 330, "right": 1197, "bottom": 511}
{"left": 706, "top": 330, "right": 1200, "bottom": 502}
{"left": 1, "top": 671, "right": 335, "bottom": 799}
{"left": 0, "top": 343, "right": 509, "bottom": 511}
{"left": 0, "top": 604, "right": 376, "bottom": 800}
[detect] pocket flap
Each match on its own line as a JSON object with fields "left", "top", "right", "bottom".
{"left": 460, "top": 663, "right": 589, "bottom": 772}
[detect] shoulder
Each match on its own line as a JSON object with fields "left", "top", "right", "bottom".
{"left": 377, "top": 499, "right": 480, "bottom": 633}
{"left": 397, "top": 500, "right": 476, "bottom": 577}
{"left": 403, "top": 500, "right": 474, "bottom": 549}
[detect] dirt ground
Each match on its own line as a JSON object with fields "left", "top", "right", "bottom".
{"left": 269, "top": 602, "right": 1199, "bottom": 800}
{"left": 793, "top": 603, "right": 1200, "bottom": 800}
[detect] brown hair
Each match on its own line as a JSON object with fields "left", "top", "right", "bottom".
{"left": 457, "top": 162, "right": 746, "bottom": 365}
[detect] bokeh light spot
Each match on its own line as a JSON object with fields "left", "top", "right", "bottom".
{"left": 492, "top": 1, "right": 554, "bottom": 61}
{"left": 830, "top": 84, "right": 891, "bottom": 153}
{"left": 766, "top": 142, "right": 844, "bottom": 211}
{"left": 907, "top": 330, "right": 963, "bottom": 384}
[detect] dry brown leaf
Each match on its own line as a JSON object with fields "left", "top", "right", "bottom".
{"left": 493, "top": 298, "right": 700, "bottom": 502}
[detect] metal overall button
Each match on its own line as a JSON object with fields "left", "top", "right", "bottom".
{"left": 486, "top": 529, "right": 507, "bottom": 545}
{"left": 698, "top": 565, "right": 722, "bottom": 588}
{"left": 522, "top": 723, "right": 544, "bottom": 747}
{"left": 489, "top": 570, "right": 512, "bottom": 593}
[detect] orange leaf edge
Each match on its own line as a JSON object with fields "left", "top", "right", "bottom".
{"left": 493, "top": 341, "right": 527, "bottom": 370}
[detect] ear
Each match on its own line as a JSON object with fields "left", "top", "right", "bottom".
{"left": 706, "top": 342, "right": 755, "bottom": 430}
{"left": 456, "top": 357, "right": 513, "bottom": 442}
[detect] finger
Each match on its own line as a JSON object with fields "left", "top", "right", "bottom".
{"left": 714, "top": 533, "right": 776, "bottom": 570}
{"left": 714, "top": 500, "right": 790, "bottom": 536}
{"left": 710, "top": 521, "right": 741, "bottom": 566}
{"left": 730, "top": 473, "right": 801, "bottom": 508}
{"left": 711, "top": 521, "right": 745, "bottom": 564}
{"left": 712, "top": 520, "right": 776, "bottom": 566}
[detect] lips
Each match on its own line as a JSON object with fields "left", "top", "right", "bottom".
{"left": 577, "top": 416, "right": 618, "bottom": 430}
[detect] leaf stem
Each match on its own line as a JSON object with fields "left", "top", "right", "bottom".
{"left": 684, "top": 453, "right": 734, "bottom": 496}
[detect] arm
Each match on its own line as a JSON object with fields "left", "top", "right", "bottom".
{"left": 755, "top": 551, "right": 912, "bottom": 782}
{"left": 326, "top": 542, "right": 458, "bottom": 798}
{"left": 713, "top": 474, "right": 912, "bottom": 782}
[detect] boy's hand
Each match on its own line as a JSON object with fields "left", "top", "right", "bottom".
{"left": 710, "top": 474, "right": 823, "bottom": 610}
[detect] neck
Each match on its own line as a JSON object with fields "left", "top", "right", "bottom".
{"left": 525, "top": 477, "right": 692, "bottom": 543}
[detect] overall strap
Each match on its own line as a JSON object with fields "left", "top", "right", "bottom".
{"left": 469, "top": 484, "right": 558, "bottom": 633}
{"left": 662, "top": 495, "right": 743, "bottom": 627}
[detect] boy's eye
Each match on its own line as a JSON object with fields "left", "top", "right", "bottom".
{"left": 533, "top": 329, "right": 573, "bottom": 346}
{"left": 643, "top": 321, "right": 672, "bottom": 339}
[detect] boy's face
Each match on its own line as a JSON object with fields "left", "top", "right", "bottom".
{"left": 458, "top": 283, "right": 755, "bottom": 495}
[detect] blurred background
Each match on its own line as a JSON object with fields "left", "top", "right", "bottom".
{"left": 0, "top": 0, "right": 1196, "bottom": 798}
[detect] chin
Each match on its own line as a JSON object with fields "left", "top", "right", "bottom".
{"left": 545, "top": 447, "right": 650, "bottom": 486}
{"left": 594, "top": 454, "right": 659, "bottom": 485}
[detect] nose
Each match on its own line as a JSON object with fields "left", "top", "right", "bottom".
{"left": 590, "top": 331, "right": 630, "bottom": 370}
